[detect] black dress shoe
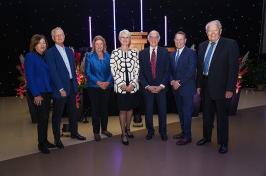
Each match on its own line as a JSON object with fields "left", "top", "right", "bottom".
{"left": 219, "top": 144, "right": 228, "bottom": 154}
{"left": 46, "top": 141, "right": 56, "bottom": 148}
{"left": 176, "top": 138, "right": 192, "bottom": 145}
{"left": 173, "top": 133, "right": 184, "bottom": 139}
{"left": 121, "top": 135, "right": 129, "bottom": 145}
{"left": 38, "top": 144, "right": 50, "bottom": 154}
{"left": 94, "top": 133, "right": 101, "bottom": 141}
{"left": 196, "top": 138, "right": 211, "bottom": 146}
{"left": 71, "top": 133, "right": 86, "bottom": 140}
{"left": 145, "top": 133, "right": 154, "bottom": 140}
{"left": 102, "top": 131, "right": 113, "bottom": 138}
{"left": 161, "top": 134, "right": 168, "bottom": 141}
{"left": 55, "top": 140, "right": 64, "bottom": 149}
{"left": 125, "top": 129, "right": 134, "bottom": 138}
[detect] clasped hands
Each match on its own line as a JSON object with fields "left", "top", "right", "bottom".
{"left": 170, "top": 80, "right": 181, "bottom": 90}
{"left": 146, "top": 85, "right": 163, "bottom": 93}
{"left": 120, "top": 84, "right": 134, "bottom": 92}
{"left": 97, "top": 81, "right": 110, "bottom": 90}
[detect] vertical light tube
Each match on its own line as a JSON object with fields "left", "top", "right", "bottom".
{"left": 89, "top": 16, "right": 92, "bottom": 48}
{"left": 140, "top": 0, "right": 143, "bottom": 32}
{"left": 113, "top": 0, "right": 117, "bottom": 49}
{"left": 164, "top": 16, "right": 167, "bottom": 46}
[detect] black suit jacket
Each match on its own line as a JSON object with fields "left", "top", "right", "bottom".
{"left": 197, "top": 37, "right": 239, "bottom": 99}
{"left": 139, "top": 46, "right": 170, "bottom": 88}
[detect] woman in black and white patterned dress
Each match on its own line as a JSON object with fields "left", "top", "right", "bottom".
{"left": 110, "top": 29, "right": 139, "bottom": 145}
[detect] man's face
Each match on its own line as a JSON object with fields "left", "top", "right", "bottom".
{"left": 148, "top": 31, "right": 160, "bottom": 48}
{"left": 206, "top": 23, "right": 221, "bottom": 42}
{"left": 174, "top": 34, "right": 186, "bottom": 49}
{"left": 53, "top": 29, "right": 65, "bottom": 45}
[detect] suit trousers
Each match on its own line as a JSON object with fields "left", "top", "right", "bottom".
{"left": 202, "top": 79, "right": 231, "bottom": 145}
{"left": 88, "top": 87, "right": 111, "bottom": 134}
{"left": 143, "top": 89, "right": 167, "bottom": 135}
{"left": 52, "top": 80, "right": 78, "bottom": 142}
{"left": 174, "top": 91, "right": 193, "bottom": 139}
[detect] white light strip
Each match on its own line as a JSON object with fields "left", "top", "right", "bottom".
{"left": 140, "top": 0, "right": 143, "bottom": 32}
{"left": 164, "top": 16, "right": 167, "bottom": 46}
{"left": 89, "top": 16, "right": 92, "bottom": 48}
{"left": 113, "top": 0, "right": 117, "bottom": 49}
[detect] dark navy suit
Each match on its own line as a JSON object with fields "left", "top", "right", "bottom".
{"left": 25, "top": 52, "right": 52, "bottom": 146}
{"left": 44, "top": 45, "right": 79, "bottom": 142}
{"left": 139, "top": 46, "right": 170, "bottom": 136}
{"left": 169, "top": 47, "right": 197, "bottom": 139}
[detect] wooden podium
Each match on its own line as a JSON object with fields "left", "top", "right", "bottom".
{"left": 129, "top": 32, "right": 148, "bottom": 51}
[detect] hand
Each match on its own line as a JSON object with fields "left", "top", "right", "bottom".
{"left": 147, "top": 86, "right": 156, "bottom": 93}
{"left": 34, "top": 96, "right": 43, "bottom": 106}
{"left": 60, "top": 90, "right": 67, "bottom": 97}
{"left": 120, "top": 84, "right": 127, "bottom": 91}
{"left": 225, "top": 91, "right": 233, "bottom": 99}
{"left": 172, "top": 80, "right": 181, "bottom": 90}
{"left": 153, "top": 86, "right": 163, "bottom": 93}
{"left": 197, "top": 88, "right": 201, "bottom": 95}
{"left": 126, "top": 84, "right": 134, "bottom": 92}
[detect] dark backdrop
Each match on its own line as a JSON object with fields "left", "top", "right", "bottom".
{"left": 0, "top": 0, "right": 263, "bottom": 96}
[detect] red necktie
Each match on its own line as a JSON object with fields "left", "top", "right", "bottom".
{"left": 151, "top": 48, "right": 157, "bottom": 79}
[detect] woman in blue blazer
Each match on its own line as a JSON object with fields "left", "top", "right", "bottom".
{"left": 24, "top": 34, "right": 55, "bottom": 154}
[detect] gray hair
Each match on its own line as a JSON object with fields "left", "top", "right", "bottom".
{"left": 148, "top": 30, "right": 160, "bottom": 40}
{"left": 119, "top": 29, "right": 131, "bottom": 39}
{"left": 51, "top": 27, "right": 64, "bottom": 39}
{"left": 205, "top": 20, "right": 222, "bottom": 32}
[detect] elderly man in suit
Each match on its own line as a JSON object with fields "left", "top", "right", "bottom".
{"left": 139, "top": 30, "right": 170, "bottom": 141}
{"left": 196, "top": 20, "right": 239, "bottom": 153}
{"left": 45, "top": 27, "right": 86, "bottom": 149}
{"left": 170, "top": 31, "right": 197, "bottom": 145}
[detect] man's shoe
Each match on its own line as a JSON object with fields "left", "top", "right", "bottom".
{"left": 94, "top": 133, "right": 101, "bottom": 141}
{"left": 176, "top": 138, "right": 192, "bottom": 145}
{"left": 218, "top": 144, "right": 228, "bottom": 154}
{"left": 38, "top": 144, "right": 50, "bottom": 154}
{"left": 46, "top": 141, "right": 56, "bottom": 148}
{"left": 71, "top": 133, "right": 86, "bottom": 140}
{"left": 161, "top": 134, "right": 168, "bottom": 141}
{"left": 55, "top": 140, "right": 64, "bottom": 149}
{"left": 196, "top": 138, "right": 211, "bottom": 146}
{"left": 102, "top": 131, "right": 113, "bottom": 138}
{"left": 145, "top": 133, "right": 154, "bottom": 140}
{"left": 173, "top": 133, "right": 184, "bottom": 139}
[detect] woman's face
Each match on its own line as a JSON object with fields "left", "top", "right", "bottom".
{"left": 119, "top": 33, "right": 130, "bottom": 47}
{"left": 94, "top": 39, "right": 104, "bottom": 53}
{"left": 35, "top": 38, "right": 47, "bottom": 54}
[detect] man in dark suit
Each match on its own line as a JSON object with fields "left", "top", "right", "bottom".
{"left": 196, "top": 20, "right": 239, "bottom": 153}
{"left": 170, "top": 31, "right": 197, "bottom": 145}
{"left": 139, "top": 30, "right": 170, "bottom": 141}
{"left": 45, "top": 27, "right": 86, "bottom": 149}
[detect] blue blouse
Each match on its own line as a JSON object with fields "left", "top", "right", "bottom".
{"left": 85, "top": 52, "right": 113, "bottom": 88}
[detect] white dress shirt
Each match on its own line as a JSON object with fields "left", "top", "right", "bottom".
{"left": 55, "top": 44, "right": 73, "bottom": 79}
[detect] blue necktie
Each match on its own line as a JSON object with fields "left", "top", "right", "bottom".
{"left": 175, "top": 49, "right": 180, "bottom": 66}
{"left": 203, "top": 42, "right": 215, "bottom": 75}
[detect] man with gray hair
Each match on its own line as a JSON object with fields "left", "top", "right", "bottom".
{"left": 196, "top": 20, "right": 239, "bottom": 153}
{"left": 44, "top": 27, "right": 86, "bottom": 149}
{"left": 139, "top": 30, "right": 170, "bottom": 141}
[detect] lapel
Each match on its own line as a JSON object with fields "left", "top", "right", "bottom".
{"left": 208, "top": 38, "right": 223, "bottom": 69}
{"left": 156, "top": 47, "right": 162, "bottom": 69}
{"left": 54, "top": 45, "right": 70, "bottom": 74}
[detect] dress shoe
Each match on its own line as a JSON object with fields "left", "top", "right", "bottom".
{"left": 55, "top": 140, "right": 64, "bottom": 149}
{"left": 121, "top": 134, "right": 129, "bottom": 145}
{"left": 45, "top": 141, "right": 56, "bottom": 148}
{"left": 145, "top": 133, "right": 154, "bottom": 140}
{"left": 38, "top": 144, "right": 50, "bottom": 154}
{"left": 173, "top": 133, "right": 184, "bottom": 139}
{"left": 176, "top": 138, "right": 192, "bottom": 145}
{"left": 196, "top": 138, "right": 211, "bottom": 146}
{"left": 94, "top": 133, "right": 101, "bottom": 141}
{"left": 71, "top": 133, "right": 86, "bottom": 140}
{"left": 125, "top": 128, "right": 134, "bottom": 138}
{"left": 102, "top": 130, "right": 113, "bottom": 138}
{"left": 161, "top": 134, "right": 168, "bottom": 141}
{"left": 218, "top": 144, "right": 228, "bottom": 154}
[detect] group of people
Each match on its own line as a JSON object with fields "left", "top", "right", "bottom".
{"left": 24, "top": 19, "right": 239, "bottom": 155}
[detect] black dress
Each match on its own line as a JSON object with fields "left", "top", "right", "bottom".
{"left": 117, "top": 51, "right": 139, "bottom": 111}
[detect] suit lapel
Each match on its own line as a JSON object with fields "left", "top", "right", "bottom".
{"left": 54, "top": 46, "right": 70, "bottom": 74}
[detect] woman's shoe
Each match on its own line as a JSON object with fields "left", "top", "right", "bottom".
{"left": 121, "top": 134, "right": 129, "bottom": 145}
{"left": 125, "top": 128, "right": 134, "bottom": 138}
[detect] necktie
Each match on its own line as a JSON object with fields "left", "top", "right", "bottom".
{"left": 175, "top": 49, "right": 180, "bottom": 66}
{"left": 203, "top": 42, "right": 215, "bottom": 75}
{"left": 151, "top": 48, "right": 157, "bottom": 79}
